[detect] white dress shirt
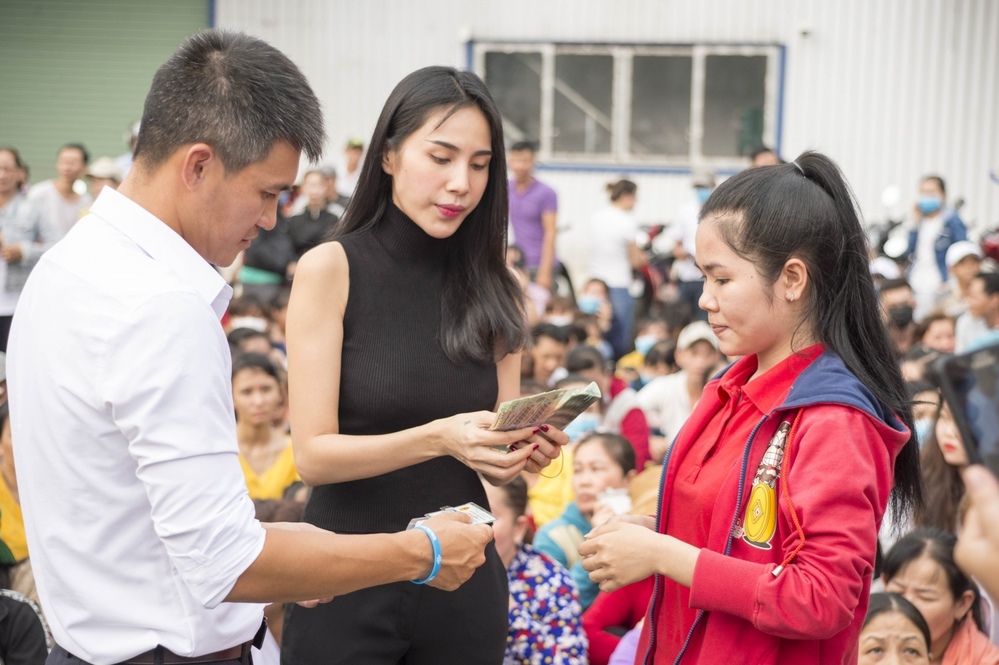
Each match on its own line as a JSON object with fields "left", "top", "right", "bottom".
{"left": 8, "top": 187, "right": 266, "bottom": 664}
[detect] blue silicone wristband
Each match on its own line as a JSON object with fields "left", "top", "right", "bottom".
{"left": 411, "top": 524, "right": 442, "bottom": 585}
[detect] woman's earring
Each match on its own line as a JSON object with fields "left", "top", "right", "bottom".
{"left": 786, "top": 293, "right": 796, "bottom": 303}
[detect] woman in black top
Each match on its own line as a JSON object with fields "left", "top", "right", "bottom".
{"left": 282, "top": 67, "right": 567, "bottom": 664}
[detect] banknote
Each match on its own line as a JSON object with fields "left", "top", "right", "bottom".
{"left": 490, "top": 381, "right": 602, "bottom": 433}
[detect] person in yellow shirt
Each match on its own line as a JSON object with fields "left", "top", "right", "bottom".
{"left": 0, "top": 400, "right": 41, "bottom": 605}
{"left": 232, "top": 353, "right": 299, "bottom": 500}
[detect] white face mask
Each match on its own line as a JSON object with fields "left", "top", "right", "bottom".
{"left": 563, "top": 412, "right": 602, "bottom": 442}
{"left": 229, "top": 316, "right": 269, "bottom": 333}
{"left": 546, "top": 316, "right": 573, "bottom": 327}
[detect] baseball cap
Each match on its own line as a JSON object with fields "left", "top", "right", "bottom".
{"left": 945, "top": 241, "right": 983, "bottom": 269}
{"left": 676, "top": 321, "right": 719, "bottom": 351}
{"left": 87, "top": 157, "right": 122, "bottom": 182}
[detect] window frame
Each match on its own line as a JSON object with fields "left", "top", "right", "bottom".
{"left": 472, "top": 41, "right": 784, "bottom": 170}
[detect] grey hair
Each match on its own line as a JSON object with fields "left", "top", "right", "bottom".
{"left": 134, "top": 29, "right": 325, "bottom": 172}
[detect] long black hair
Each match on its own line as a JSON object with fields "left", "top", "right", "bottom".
{"left": 914, "top": 402, "right": 963, "bottom": 532}
{"left": 334, "top": 66, "right": 526, "bottom": 365}
{"left": 699, "top": 151, "right": 920, "bottom": 518}
{"left": 883, "top": 527, "right": 984, "bottom": 632}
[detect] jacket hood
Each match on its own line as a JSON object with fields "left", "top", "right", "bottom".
{"left": 716, "top": 349, "right": 910, "bottom": 447}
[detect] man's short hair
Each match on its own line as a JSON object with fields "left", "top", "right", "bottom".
{"left": 509, "top": 141, "right": 538, "bottom": 154}
{"left": 531, "top": 322, "right": 569, "bottom": 345}
{"left": 975, "top": 272, "right": 999, "bottom": 297}
{"left": 878, "top": 278, "right": 912, "bottom": 295}
{"left": 134, "top": 29, "right": 325, "bottom": 173}
{"left": 60, "top": 143, "right": 90, "bottom": 165}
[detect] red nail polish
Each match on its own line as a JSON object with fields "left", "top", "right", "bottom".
{"left": 540, "top": 424, "right": 550, "bottom": 432}
{"left": 533, "top": 444, "right": 540, "bottom": 451}
{"left": 532, "top": 428, "right": 540, "bottom": 435}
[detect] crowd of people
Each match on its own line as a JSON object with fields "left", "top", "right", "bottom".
{"left": 3, "top": 27, "right": 999, "bottom": 665}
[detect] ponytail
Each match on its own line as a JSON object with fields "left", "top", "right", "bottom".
{"left": 701, "top": 151, "right": 921, "bottom": 518}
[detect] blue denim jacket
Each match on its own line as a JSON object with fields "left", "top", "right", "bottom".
{"left": 905, "top": 207, "right": 967, "bottom": 283}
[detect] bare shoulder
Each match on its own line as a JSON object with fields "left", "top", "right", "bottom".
{"left": 289, "top": 241, "right": 349, "bottom": 314}
{"left": 296, "top": 241, "right": 348, "bottom": 282}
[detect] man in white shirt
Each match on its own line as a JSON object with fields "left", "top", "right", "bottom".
{"left": 7, "top": 30, "right": 493, "bottom": 665}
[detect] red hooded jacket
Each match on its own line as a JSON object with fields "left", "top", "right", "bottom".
{"left": 636, "top": 350, "right": 910, "bottom": 664}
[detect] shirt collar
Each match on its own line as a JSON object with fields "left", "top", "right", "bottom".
{"left": 742, "top": 343, "right": 826, "bottom": 413}
{"left": 90, "top": 187, "right": 233, "bottom": 319}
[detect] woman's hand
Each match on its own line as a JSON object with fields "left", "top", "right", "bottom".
{"left": 434, "top": 412, "right": 562, "bottom": 483}
{"left": 579, "top": 518, "right": 698, "bottom": 592}
{"left": 511, "top": 423, "right": 570, "bottom": 475}
{"left": 579, "top": 520, "right": 662, "bottom": 593}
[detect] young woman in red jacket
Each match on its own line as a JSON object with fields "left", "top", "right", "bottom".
{"left": 579, "top": 151, "right": 922, "bottom": 665}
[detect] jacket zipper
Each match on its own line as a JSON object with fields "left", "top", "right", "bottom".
{"left": 639, "top": 428, "right": 683, "bottom": 665}
{"left": 646, "top": 414, "right": 769, "bottom": 665}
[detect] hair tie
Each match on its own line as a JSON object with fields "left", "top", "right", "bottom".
{"left": 791, "top": 161, "right": 805, "bottom": 176}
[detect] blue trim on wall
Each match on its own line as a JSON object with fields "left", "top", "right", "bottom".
{"left": 775, "top": 44, "right": 786, "bottom": 157}
{"left": 535, "top": 163, "right": 742, "bottom": 177}
{"left": 467, "top": 38, "right": 784, "bottom": 176}
{"left": 207, "top": 0, "right": 216, "bottom": 27}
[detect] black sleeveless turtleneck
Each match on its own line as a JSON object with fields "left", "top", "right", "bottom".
{"left": 303, "top": 202, "right": 498, "bottom": 534}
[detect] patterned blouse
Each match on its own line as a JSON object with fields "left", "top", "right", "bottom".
{"left": 505, "top": 543, "right": 588, "bottom": 665}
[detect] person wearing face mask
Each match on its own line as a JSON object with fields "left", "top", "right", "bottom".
{"left": 670, "top": 170, "right": 716, "bottom": 323}
{"left": 616, "top": 317, "right": 668, "bottom": 389}
{"left": 565, "top": 345, "right": 651, "bottom": 472}
{"left": 905, "top": 176, "right": 967, "bottom": 322}
{"left": 880, "top": 278, "right": 919, "bottom": 357}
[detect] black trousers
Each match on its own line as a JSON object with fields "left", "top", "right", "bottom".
{"left": 46, "top": 645, "right": 250, "bottom": 665}
{"left": 0, "top": 315, "right": 12, "bottom": 353}
{"left": 281, "top": 545, "right": 507, "bottom": 665}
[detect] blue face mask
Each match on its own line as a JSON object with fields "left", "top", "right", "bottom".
{"left": 634, "top": 334, "right": 658, "bottom": 356}
{"left": 914, "top": 418, "right": 934, "bottom": 447}
{"left": 577, "top": 295, "right": 602, "bottom": 315}
{"left": 695, "top": 187, "right": 711, "bottom": 204}
{"left": 918, "top": 195, "right": 943, "bottom": 215}
{"left": 563, "top": 412, "right": 602, "bottom": 442}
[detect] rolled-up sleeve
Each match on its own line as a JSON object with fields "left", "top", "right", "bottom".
{"left": 102, "top": 292, "right": 265, "bottom": 608}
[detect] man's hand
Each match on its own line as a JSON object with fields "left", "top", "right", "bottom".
{"left": 419, "top": 511, "right": 493, "bottom": 591}
{"left": 261, "top": 522, "right": 336, "bottom": 607}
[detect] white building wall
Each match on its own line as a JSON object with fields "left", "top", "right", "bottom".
{"left": 216, "top": 0, "right": 999, "bottom": 282}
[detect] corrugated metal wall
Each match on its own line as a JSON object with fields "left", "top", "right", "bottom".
{"left": 0, "top": 0, "right": 209, "bottom": 182}
{"left": 213, "top": 0, "right": 998, "bottom": 278}
{"left": 216, "top": 0, "right": 999, "bottom": 236}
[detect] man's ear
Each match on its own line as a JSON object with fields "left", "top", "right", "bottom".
{"left": 179, "top": 143, "right": 218, "bottom": 192}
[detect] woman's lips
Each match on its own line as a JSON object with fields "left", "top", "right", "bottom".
{"left": 437, "top": 204, "right": 465, "bottom": 219}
